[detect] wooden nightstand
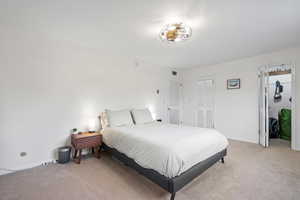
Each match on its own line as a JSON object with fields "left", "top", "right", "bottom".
{"left": 71, "top": 132, "right": 102, "bottom": 164}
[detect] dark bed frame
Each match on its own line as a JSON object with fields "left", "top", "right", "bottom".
{"left": 102, "top": 143, "right": 227, "bottom": 200}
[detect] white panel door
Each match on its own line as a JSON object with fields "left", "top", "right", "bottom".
{"left": 168, "top": 81, "right": 182, "bottom": 125}
{"left": 195, "top": 79, "right": 215, "bottom": 128}
{"left": 258, "top": 67, "right": 269, "bottom": 147}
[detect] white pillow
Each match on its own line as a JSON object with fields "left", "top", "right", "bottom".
{"left": 105, "top": 109, "right": 134, "bottom": 127}
{"left": 131, "top": 108, "right": 154, "bottom": 124}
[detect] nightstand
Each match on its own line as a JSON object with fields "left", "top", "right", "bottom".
{"left": 71, "top": 132, "right": 102, "bottom": 164}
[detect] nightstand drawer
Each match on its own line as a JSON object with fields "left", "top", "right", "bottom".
{"left": 72, "top": 135, "right": 102, "bottom": 149}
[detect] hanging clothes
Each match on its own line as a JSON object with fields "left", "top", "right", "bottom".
{"left": 274, "top": 80, "right": 283, "bottom": 103}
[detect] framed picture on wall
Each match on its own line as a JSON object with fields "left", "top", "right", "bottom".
{"left": 227, "top": 79, "right": 240, "bottom": 89}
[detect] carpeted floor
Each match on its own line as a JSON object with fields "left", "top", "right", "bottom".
{"left": 0, "top": 139, "right": 300, "bottom": 200}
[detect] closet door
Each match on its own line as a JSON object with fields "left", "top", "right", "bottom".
{"left": 258, "top": 67, "right": 269, "bottom": 147}
{"left": 168, "top": 81, "right": 182, "bottom": 125}
{"left": 196, "top": 79, "right": 215, "bottom": 128}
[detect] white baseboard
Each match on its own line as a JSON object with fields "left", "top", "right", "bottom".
{"left": 226, "top": 136, "right": 258, "bottom": 144}
{"left": 0, "top": 159, "right": 57, "bottom": 176}
{"left": 0, "top": 170, "right": 14, "bottom": 176}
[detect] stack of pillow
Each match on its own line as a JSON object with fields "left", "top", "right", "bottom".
{"left": 100, "top": 108, "right": 156, "bottom": 128}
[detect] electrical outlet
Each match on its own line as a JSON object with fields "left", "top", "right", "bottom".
{"left": 20, "top": 152, "right": 27, "bottom": 157}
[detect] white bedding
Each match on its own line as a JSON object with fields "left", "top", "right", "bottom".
{"left": 102, "top": 122, "right": 228, "bottom": 178}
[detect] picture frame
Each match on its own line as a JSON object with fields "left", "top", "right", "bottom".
{"left": 227, "top": 79, "right": 240, "bottom": 89}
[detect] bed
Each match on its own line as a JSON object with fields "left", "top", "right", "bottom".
{"left": 101, "top": 110, "right": 228, "bottom": 200}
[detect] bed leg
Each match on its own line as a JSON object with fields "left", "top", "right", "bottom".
{"left": 221, "top": 157, "right": 225, "bottom": 163}
{"left": 170, "top": 192, "right": 176, "bottom": 200}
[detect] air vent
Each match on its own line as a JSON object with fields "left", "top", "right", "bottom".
{"left": 20, "top": 152, "right": 27, "bottom": 157}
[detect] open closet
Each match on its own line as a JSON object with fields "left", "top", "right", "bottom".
{"left": 258, "top": 64, "right": 295, "bottom": 149}
{"left": 268, "top": 68, "right": 292, "bottom": 147}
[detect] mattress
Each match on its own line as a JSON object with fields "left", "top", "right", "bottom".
{"left": 102, "top": 122, "right": 228, "bottom": 178}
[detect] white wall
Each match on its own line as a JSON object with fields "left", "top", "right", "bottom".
{"left": 0, "top": 32, "right": 176, "bottom": 175}
{"left": 181, "top": 47, "right": 300, "bottom": 149}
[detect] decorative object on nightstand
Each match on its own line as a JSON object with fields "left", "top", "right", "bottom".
{"left": 71, "top": 128, "right": 78, "bottom": 134}
{"left": 88, "top": 119, "right": 96, "bottom": 133}
{"left": 71, "top": 132, "right": 102, "bottom": 164}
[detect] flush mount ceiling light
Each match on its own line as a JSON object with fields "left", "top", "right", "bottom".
{"left": 159, "top": 22, "right": 192, "bottom": 43}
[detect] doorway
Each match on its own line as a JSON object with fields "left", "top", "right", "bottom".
{"left": 195, "top": 78, "right": 215, "bottom": 128}
{"left": 258, "top": 64, "right": 295, "bottom": 149}
{"left": 168, "top": 80, "right": 183, "bottom": 125}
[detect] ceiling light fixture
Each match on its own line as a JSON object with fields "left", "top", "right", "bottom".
{"left": 159, "top": 22, "right": 192, "bottom": 43}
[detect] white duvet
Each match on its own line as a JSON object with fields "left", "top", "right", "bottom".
{"left": 102, "top": 122, "right": 228, "bottom": 178}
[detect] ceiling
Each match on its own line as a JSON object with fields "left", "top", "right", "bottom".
{"left": 1, "top": 0, "right": 300, "bottom": 68}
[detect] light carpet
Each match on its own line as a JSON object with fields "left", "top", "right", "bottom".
{"left": 0, "top": 139, "right": 299, "bottom": 200}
